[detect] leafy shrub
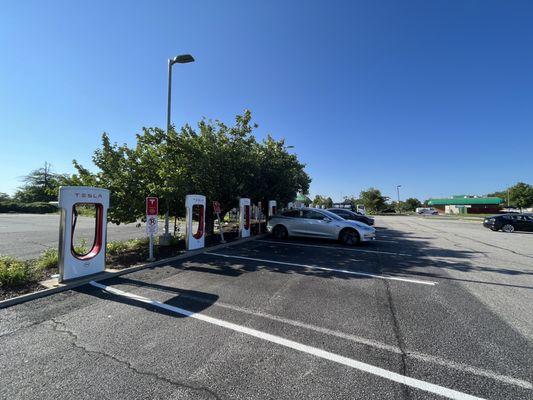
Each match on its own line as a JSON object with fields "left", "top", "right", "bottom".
{"left": 35, "top": 243, "right": 88, "bottom": 271}
{"left": 36, "top": 248, "right": 59, "bottom": 270}
{"left": 167, "top": 235, "right": 182, "bottom": 247}
{"left": 106, "top": 241, "right": 129, "bottom": 256}
{"left": 0, "top": 256, "right": 35, "bottom": 287}
{"left": 0, "top": 201, "right": 57, "bottom": 214}
{"left": 73, "top": 239, "right": 88, "bottom": 255}
{"left": 107, "top": 238, "right": 149, "bottom": 256}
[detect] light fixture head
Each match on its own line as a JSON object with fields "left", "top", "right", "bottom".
{"left": 171, "top": 54, "right": 195, "bottom": 64}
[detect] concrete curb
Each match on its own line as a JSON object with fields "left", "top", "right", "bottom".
{"left": 0, "top": 233, "right": 268, "bottom": 309}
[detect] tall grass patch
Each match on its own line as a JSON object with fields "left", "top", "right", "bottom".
{"left": 0, "top": 256, "right": 35, "bottom": 287}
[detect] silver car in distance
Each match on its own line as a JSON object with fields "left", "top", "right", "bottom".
{"left": 267, "top": 208, "right": 376, "bottom": 245}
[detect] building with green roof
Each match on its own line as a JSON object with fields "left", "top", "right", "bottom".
{"left": 427, "top": 195, "right": 503, "bottom": 214}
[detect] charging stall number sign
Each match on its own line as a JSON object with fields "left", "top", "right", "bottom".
{"left": 146, "top": 197, "right": 158, "bottom": 261}
{"left": 146, "top": 197, "right": 159, "bottom": 234}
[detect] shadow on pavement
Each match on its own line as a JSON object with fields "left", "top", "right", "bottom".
{"left": 75, "top": 276, "right": 219, "bottom": 317}
{"left": 188, "top": 227, "right": 533, "bottom": 289}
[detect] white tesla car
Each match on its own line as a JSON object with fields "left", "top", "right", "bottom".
{"left": 267, "top": 208, "right": 376, "bottom": 245}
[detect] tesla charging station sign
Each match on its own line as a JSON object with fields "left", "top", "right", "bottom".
{"left": 57, "top": 186, "right": 110, "bottom": 282}
{"left": 146, "top": 197, "right": 158, "bottom": 218}
{"left": 239, "top": 198, "right": 251, "bottom": 238}
{"left": 146, "top": 197, "right": 158, "bottom": 261}
{"left": 186, "top": 194, "right": 206, "bottom": 250}
{"left": 268, "top": 200, "right": 277, "bottom": 216}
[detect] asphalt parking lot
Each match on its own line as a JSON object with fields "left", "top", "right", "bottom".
{"left": 1, "top": 216, "right": 532, "bottom": 399}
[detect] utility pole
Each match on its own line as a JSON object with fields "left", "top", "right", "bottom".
{"left": 507, "top": 187, "right": 510, "bottom": 207}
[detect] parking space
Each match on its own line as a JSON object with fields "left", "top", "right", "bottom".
{"left": 1, "top": 216, "right": 532, "bottom": 399}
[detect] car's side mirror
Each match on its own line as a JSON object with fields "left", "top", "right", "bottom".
{"left": 323, "top": 217, "right": 332, "bottom": 222}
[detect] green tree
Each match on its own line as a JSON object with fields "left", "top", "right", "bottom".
{"left": 359, "top": 188, "right": 388, "bottom": 213}
{"left": 14, "top": 162, "right": 61, "bottom": 203}
{"left": 509, "top": 182, "right": 533, "bottom": 211}
{"left": 312, "top": 196, "right": 333, "bottom": 208}
{"left": 313, "top": 195, "right": 326, "bottom": 208}
{"left": 487, "top": 190, "right": 507, "bottom": 201}
{"left": 487, "top": 189, "right": 509, "bottom": 206}
{"left": 404, "top": 197, "right": 422, "bottom": 211}
{"left": 74, "top": 110, "right": 311, "bottom": 232}
{"left": 251, "top": 133, "right": 310, "bottom": 215}
{"left": 0, "top": 193, "right": 10, "bottom": 202}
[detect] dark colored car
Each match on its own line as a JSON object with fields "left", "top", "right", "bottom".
{"left": 483, "top": 214, "right": 533, "bottom": 233}
{"left": 327, "top": 208, "right": 375, "bottom": 226}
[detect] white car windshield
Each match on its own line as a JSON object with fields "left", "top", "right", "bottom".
{"left": 319, "top": 209, "right": 344, "bottom": 221}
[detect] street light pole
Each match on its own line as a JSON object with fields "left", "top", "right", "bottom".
{"left": 166, "top": 59, "right": 173, "bottom": 138}
{"left": 161, "top": 54, "right": 195, "bottom": 245}
{"left": 396, "top": 185, "right": 402, "bottom": 213}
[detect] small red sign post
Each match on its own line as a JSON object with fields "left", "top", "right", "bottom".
{"left": 213, "top": 201, "right": 225, "bottom": 243}
{"left": 146, "top": 197, "right": 159, "bottom": 261}
{"left": 146, "top": 197, "right": 158, "bottom": 216}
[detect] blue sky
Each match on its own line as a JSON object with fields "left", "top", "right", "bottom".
{"left": 1, "top": 0, "right": 532, "bottom": 202}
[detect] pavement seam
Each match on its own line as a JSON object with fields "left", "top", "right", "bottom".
{"left": 48, "top": 318, "right": 223, "bottom": 400}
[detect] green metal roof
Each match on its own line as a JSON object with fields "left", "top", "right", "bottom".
{"left": 295, "top": 193, "right": 307, "bottom": 202}
{"left": 427, "top": 197, "right": 503, "bottom": 206}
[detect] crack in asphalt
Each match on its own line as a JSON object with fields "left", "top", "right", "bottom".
{"left": 49, "top": 318, "right": 222, "bottom": 400}
{"left": 366, "top": 256, "right": 409, "bottom": 399}
{"left": 383, "top": 281, "right": 412, "bottom": 400}
{"left": 0, "top": 322, "right": 42, "bottom": 340}
{"left": 373, "top": 248, "right": 412, "bottom": 400}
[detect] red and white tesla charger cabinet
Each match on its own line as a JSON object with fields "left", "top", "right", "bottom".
{"left": 268, "top": 200, "right": 277, "bottom": 216}
{"left": 185, "top": 194, "right": 206, "bottom": 250}
{"left": 239, "top": 197, "right": 251, "bottom": 238}
{"left": 57, "top": 186, "right": 110, "bottom": 282}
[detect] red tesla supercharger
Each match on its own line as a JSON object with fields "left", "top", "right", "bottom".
{"left": 57, "top": 186, "right": 110, "bottom": 281}
{"left": 268, "top": 200, "right": 277, "bottom": 216}
{"left": 239, "top": 197, "right": 251, "bottom": 238}
{"left": 185, "top": 194, "right": 206, "bottom": 250}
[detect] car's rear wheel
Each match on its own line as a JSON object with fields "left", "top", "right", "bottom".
{"left": 272, "top": 225, "right": 288, "bottom": 240}
{"left": 339, "top": 228, "right": 360, "bottom": 246}
{"left": 502, "top": 224, "right": 515, "bottom": 233}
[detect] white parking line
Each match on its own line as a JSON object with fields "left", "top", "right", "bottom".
{"left": 256, "top": 240, "right": 413, "bottom": 256}
{"left": 137, "top": 286, "right": 533, "bottom": 390}
{"left": 89, "top": 281, "right": 485, "bottom": 400}
{"left": 204, "top": 252, "right": 436, "bottom": 286}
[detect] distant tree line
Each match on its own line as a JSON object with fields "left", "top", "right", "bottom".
{"left": 312, "top": 182, "right": 533, "bottom": 215}
{"left": 487, "top": 182, "right": 533, "bottom": 211}
{"left": 312, "top": 195, "right": 333, "bottom": 209}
